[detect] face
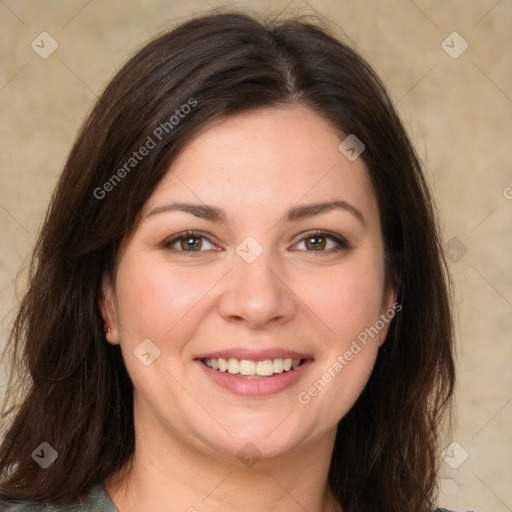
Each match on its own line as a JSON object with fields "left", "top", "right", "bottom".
{"left": 102, "top": 105, "right": 396, "bottom": 463}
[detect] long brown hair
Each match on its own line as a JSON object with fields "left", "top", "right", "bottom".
{"left": 0, "top": 8, "right": 454, "bottom": 511}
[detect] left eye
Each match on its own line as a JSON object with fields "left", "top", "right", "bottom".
{"left": 293, "top": 232, "right": 347, "bottom": 252}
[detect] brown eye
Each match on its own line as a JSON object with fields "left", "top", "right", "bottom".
{"left": 180, "top": 236, "right": 203, "bottom": 251}
{"left": 292, "top": 230, "right": 350, "bottom": 254}
{"left": 164, "top": 231, "right": 217, "bottom": 253}
{"left": 304, "top": 236, "right": 327, "bottom": 250}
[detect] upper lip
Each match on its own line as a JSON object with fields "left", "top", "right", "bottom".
{"left": 195, "top": 348, "right": 312, "bottom": 361}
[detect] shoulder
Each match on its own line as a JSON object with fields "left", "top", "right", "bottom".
{"left": 0, "top": 484, "right": 118, "bottom": 512}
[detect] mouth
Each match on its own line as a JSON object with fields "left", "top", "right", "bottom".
{"left": 199, "top": 357, "right": 306, "bottom": 379}
{"left": 194, "top": 352, "right": 314, "bottom": 397}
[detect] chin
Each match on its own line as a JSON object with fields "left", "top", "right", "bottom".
{"left": 201, "top": 422, "right": 309, "bottom": 461}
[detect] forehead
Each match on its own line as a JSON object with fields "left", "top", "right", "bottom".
{"left": 143, "top": 105, "right": 377, "bottom": 221}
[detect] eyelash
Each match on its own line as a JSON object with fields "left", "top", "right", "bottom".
{"left": 162, "top": 230, "right": 350, "bottom": 256}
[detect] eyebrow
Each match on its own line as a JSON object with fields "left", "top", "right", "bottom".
{"left": 145, "top": 200, "right": 366, "bottom": 227}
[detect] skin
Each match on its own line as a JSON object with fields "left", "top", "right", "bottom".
{"left": 101, "top": 105, "right": 396, "bottom": 512}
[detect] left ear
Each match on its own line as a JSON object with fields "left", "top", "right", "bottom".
{"left": 99, "top": 272, "right": 120, "bottom": 345}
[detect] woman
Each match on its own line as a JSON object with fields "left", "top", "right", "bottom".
{"left": 0, "top": 8, "right": 459, "bottom": 512}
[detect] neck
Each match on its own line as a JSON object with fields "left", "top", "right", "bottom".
{"left": 104, "top": 399, "right": 341, "bottom": 512}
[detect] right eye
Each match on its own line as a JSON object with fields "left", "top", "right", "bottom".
{"left": 163, "top": 231, "right": 218, "bottom": 254}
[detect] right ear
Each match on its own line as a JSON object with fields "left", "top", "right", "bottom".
{"left": 99, "top": 272, "right": 120, "bottom": 345}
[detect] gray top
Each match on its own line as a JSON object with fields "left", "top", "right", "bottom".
{"left": 0, "top": 484, "right": 118, "bottom": 511}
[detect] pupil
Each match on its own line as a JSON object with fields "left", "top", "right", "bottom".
{"left": 307, "top": 236, "right": 326, "bottom": 250}
{"left": 181, "top": 236, "right": 201, "bottom": 251}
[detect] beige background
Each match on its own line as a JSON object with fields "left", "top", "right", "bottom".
{"left": 0, "top": 1, "right": 511, "bottom": 510}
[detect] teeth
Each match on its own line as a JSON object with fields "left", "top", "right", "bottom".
{"left": 273, "top": 358, "right": 284, "bottom": 373}
{"left": 227, "top": 358, "right": 240, "bottom": 374}
{"left": 256, "top": 360, "right": 274, "bottom": 376}
{"left": 239, "top": 359, "right": 256, "bottom": 376}
{"left": 204, "top": 357, "right": 303, "bottom": 376}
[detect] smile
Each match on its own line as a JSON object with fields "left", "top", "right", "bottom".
{"left": 195, "top": 356, "right": 313, "bottom": 397}
{"left": 202, "top": 357, "right": 304, "bottom": 378}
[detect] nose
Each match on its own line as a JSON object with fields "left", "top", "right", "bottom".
{"left": 217, "top": 250, "right": 297, "bottom": 330}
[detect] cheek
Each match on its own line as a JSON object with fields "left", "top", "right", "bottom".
{"left": 114, "top": 252, "right": 220, "bottom": 342}
{"left": 112, "top": 254, "right": 217, "bottom": 404}
{"left": 295, "top": 256, "right": 385, "bottom": 418}
{"left": 297, "top": 257, "right": 385, "bottom": 347}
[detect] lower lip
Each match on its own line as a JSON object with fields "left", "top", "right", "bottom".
{"left": 195, "top": 359, "right": 313, "bottom": 397}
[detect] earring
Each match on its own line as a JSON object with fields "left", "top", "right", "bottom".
{"left": 104, "top": 327, "right": 111, "bottom": 334}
